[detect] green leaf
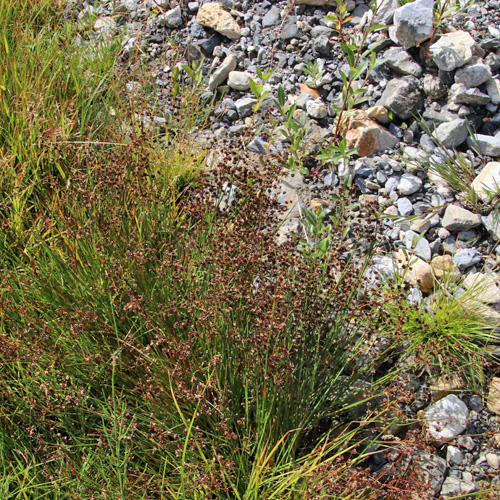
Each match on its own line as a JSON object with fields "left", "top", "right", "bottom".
{"left": 341, "top": 43, "right": 355, "bottom": 67}
{"left": 339, "top": 69, "right": 349, "bottom": 88}
{"left": 277, "top": 85, "right": 285, "bottom": 107}
{"left": 287, "top": 103, "right": 297, "bottom": 117}
{"left": 249, "top": 79, "right": 263, "bottom": 98}
{"left": 367, "top": 23, "right": 386, "bottom": 33}
{"left": 260, "top": 90, "right": 271, "bottom": 101}
{"left": 280, "top": 128, "right": 291, "bottom": 140}
{"left": 317, "top": 237, "right": 329, "bottom": 255}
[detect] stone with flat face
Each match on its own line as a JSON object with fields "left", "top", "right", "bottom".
{"left": 425, "top": 395, "right": 469, "bottom": 441}
{"left": 471, "top": 162, "right": 500, "bottom": 202}
{"left": 197, "top": 3, "right": 241, "bottom": 40}
{"left": 209, "top": 54, "right": 237, "bottom": 91}
{"left": 378, "top": 76, "right": 424, "bottom": 120}
{"left": 441, "top": 205, "right": 481, "bottom": 231}
{"left": 390, "top": 0, "right": 434, "bottom": 50}
{"left": 463, "top": 272, "right": 500, "bottom": 304}
{"left": 487, "top": 378, "right": 500, "bottom": 414}
{"left": 468, "top": 134, "right": 500, "bottom": 157}
{"left": 296, "top": 0, "right": 336, "bottom": 4}
{"left": 432, "top": 119, "right": 468, "bottom": 149}
{"left": 429, "top": 31, "right": 476, "bottom": 71}
{"left": 455, "top": 63, "right": 492, "bottom": 88}
{"left": 343, "top": 113, "right": 399, "bottom": 157}
{"left": 485, "top": 78, "right": 500, "bottom": 104}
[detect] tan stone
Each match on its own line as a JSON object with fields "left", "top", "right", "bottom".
{"left": 359, "top": 194, "right": 379, "bottom": 206}
{"left": 298, "top": 83, "right": 320, "bottom": 98}
{"left": 365, "top": 105, "right": 390, "bottom": 124}
{"left": 197, "top": 3, "right": 241, "bottom": 40}
{"left": 310, "top": 198, "right": 329, "bottom": 212}
{"left": 463, "top": 272, "right": 500, "bottom": 304}
{"left": 471, "top": 161, "right": 500, "bottom": 202}
{"left": 429, "top": 373, "right": 465, "bottom": 403}
{"left": 430, "top": 255, "right": 459, "bottom": 281}
{"left": 410, "top": 217, "right": 431, "bottom": 233}
{"left": 397, "top": 249, "right": 434, "bottom": 293}
{"left": 486, "top": 377, "right": 500, "bottom": 415}
{"left": 343, "top": 112, "right": 399, "bottom": 157}
{"left": 486, "top": 453, "right": 500, "bottom": 469}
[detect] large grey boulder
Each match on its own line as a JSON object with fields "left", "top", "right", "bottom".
{"left": 378, "top": 76, "right": 424, "bottom": 120}
{"left": 429, "top": 31, "right": 476, "bottom": 71}
{"left": 441, "top": 205, "right": 482, "bottom": 231}
{"left": 455, "top": 63, "right": 492, "bottom": 88}
{"left": 467, "top": 134, "right": 500, "bottom": 156}
{"left": 389, "top": 0, "right": 434, "bottom": 50}
{"left": 432, "top": 119, "right": 468, "bottom": 149}
{"left": 384, "top": 47, "right": 423, "bottom": 77}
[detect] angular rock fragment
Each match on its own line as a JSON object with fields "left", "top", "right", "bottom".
{"left": 390, "top": 0, "right": 434, "bottom": 50}
{"left": 429, "top": 31, "right": 476, "bottom": 72}
{"left": 296, "top": 0, "right": 336, "bottom": 4}
{"left": 471, "top": 161, "right": 500, "bottom": 202}
{"left": 454, "top": 63, "right": 492, "bottom": 88}
{"left": 209, "top": 53, "right": 237, "bottom": 91}
{"left": 398, "top": 173, "right": 422, "bottom": 195}
{"left": 485, "top": 78, "right": 500, "bottom": 105}
{"left": 440, "top": 477, "right": 476, "bottom": 499}
{"left": 384, "top": 47, "right": 423, "bottom": 77}
{"left": 378, "top": 76, "right": 424, "bottom": 120}
{"left": 467, "top": 134, "right": 500, "bottom": 156}
{"left": 262, "top": 6, "right": 280, "bottom": 28}
{"left": 424, "top": 394, "right": 468, "bottom": 441}
{"left": 441, "top": 205, "right": 481, "bottom": 231}
{"left": 374, "top": 0, "right": 400, "bottom": 25}
{"left": 197, "top": 3, "right": 241, "bottom": 40}
{"left": 432, "top": 119, "right": 468, "bottom": 149}
{"left": 487, "top": 377, "right": 500, "bottom": 415}
{"left": 343, "top": 112, "right": 399, "bottom": 156}
{"left": 463, "top": 272, "right": 500, "bottom": 304}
